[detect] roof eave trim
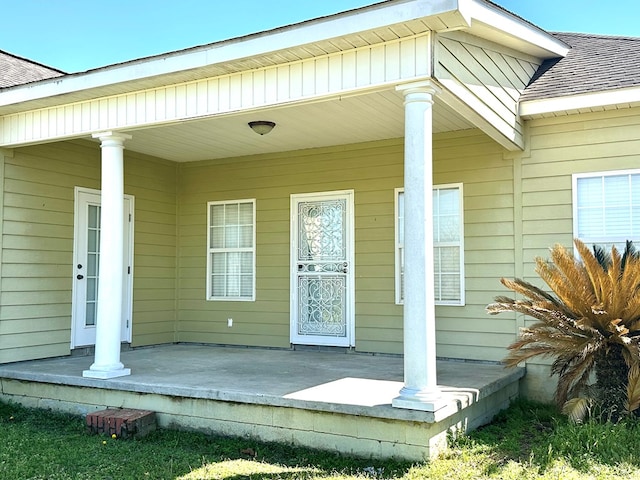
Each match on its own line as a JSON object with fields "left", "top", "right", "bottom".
{"left": 467, "top": 0, "right": 570, "bottom": 58}
{"left": 520, "top": 86, "right": 640, "bottom": 118}
{"left": 0, "top": 0, "right": 466, "bottom": 109}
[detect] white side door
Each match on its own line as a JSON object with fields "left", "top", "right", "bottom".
{"left": 290, "top": 190, "right": 355, "bottom": 347}
{"left": 71, "top": 187, "right": 134, "bottom": 348}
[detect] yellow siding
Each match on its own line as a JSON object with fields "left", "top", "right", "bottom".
{"left": 0, "top": 150, "right": 6, "bottom": 322}
{"left": 176, "top": 132, "right": 515, "bottom": 361}
{"left": 434, "top": 32, "right": 541, "bottom": 149}
{"left": 433, "top": 131, "right": 516, "bottom": 361}
{"left": 521, "top": 107, "right": 640, "bottom": 277}
{"left": 0, "top": 140, "right": 177, "bottom": 362}
{"left": 124, "top": 149, "right": 178, "bottom": 347}
{"left": 8, "top": 107, "right": 637, "bottom": 369}
{"left": 177, "top": 140, "right": 403, "bottom": 350}
{"left": 516, "top": 106, "right": 640, "bottom": 400}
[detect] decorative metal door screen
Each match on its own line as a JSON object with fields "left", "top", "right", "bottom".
{"left": 291, "top": 192, "right": 353, "bottom": 346}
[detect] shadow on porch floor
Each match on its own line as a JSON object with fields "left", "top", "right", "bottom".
{"left": 0, "top": 344, "right": 524, "bottom": 460}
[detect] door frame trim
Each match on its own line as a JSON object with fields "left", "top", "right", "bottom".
{"left": 70, "top": 186, "right": 135, "bottom": 348}
{"left": 289, "top": 189, "right": 355, "bottom": 347}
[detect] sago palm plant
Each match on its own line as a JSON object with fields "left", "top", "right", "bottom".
{"left": 487, "top": 239, "right": 640, "bottom": 422}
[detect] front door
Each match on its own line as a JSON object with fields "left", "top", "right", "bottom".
{"left": 71, "top": 187, "right": 134, "bottom": 348}
{"left": 290, "top": 190, "right": 354, "bottom": 347}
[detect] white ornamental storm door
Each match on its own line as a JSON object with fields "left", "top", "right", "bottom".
{"left": 290, "top": 190, "right": 355, "bottom": 346}
{"left": 71, "top": 187, "right": 134, "bottom": 348}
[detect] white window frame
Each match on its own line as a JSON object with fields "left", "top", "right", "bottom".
{"left": 572, "top": 169, "right": 640, "bottom": 250}
{"left": 395, "top": 184, "right": 465, "bottom": 306}
{"left": 206, "top": 199, "right": 256, "bottom": 301}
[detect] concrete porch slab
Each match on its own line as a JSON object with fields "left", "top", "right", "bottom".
{"left": 0, "top": 344, "right": 524, "bottom": 460}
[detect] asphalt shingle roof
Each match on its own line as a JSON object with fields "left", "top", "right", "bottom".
{"left": 0, "top": 50, "right": 65, "bottom": 88}
{"left": 522, "top": 32, "right": 640, "bottom": 102}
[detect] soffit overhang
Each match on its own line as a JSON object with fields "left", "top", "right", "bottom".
{"left": 0, "top": 0, "right": 567, "bottom": 116}
{"left": 520, "top": 86, "right": 640, "bottom": 119}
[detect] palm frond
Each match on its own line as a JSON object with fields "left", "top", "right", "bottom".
{"left": 504, "top": 325, "right": 602, "bottom": 376}
{"left": 487, "top": 299, "right": 570, "bottom": 327}
{"left": 626, "top": 361, "right": 640, "bottom": 413}
{"left": 622, "top": 240, "right": 640, "bottom": 272}
{"left": 562, "top": 397, "right": 593, "bottom": 424}
{"left": 592, "top": 244, "right": 611, "bottom": 270}
{"left": 554, "top": 351, "right": 597, "bottom": 406}
{"left": 491, "top": 239, "right": 640, "bottom": 419}
{"left": 498, "top": 277, "right": 560, "bottom": 305}
{"left": 574, "top": 239, "right": 611, "bottom": 315}
{"left": 535, "top": 252, "right": 595, "bottom": 320}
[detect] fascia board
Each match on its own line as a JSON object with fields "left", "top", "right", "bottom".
{"left": 0, "top": 0, "right": 465, "bottom": 109}
{"left": 520, "top": 86, "right": 640, "bottom": 118}
{"left": 466, "top": 0, "right": 570, "bottom": 58}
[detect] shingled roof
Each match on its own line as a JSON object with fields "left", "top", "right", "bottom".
{"left": 522, "top": 32, "right": 640, "bottom": 101}
{"left": 0, "top": 50, "right": 65, "bottom": 88}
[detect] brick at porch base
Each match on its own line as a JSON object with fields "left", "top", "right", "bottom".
{"left": 86, "top": 408, "right": 156, "bottom": 439}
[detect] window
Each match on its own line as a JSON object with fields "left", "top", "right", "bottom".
{"left": 573, "top": 170, "right": 640, "bottom": 250}
{"left": 207, "top": 199, "right": 256, "bottom": 301}
{"left": 395, "top": 184, "right": 465, "bottom": 305}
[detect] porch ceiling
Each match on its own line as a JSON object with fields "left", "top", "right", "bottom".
{"left": 111, "top": 88, "right": 474, "bottom": 163}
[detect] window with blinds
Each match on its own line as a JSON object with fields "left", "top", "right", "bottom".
{"left": 206, "top": 199, "right": 256, "bottom": 301}
{"left": 573, "top": 170, "right": 640, "bottom": 251}
{"left": 395, "top": 184, "right": 465, "bottom": 306}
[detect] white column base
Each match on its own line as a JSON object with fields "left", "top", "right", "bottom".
{"left": 83, "top": 364, "right": 131, "bottom": 379}
{"left": 392, "top": 387, "right": 448, "bottom": 412}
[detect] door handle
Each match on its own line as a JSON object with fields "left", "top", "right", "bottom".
{"left": 77, "top": 274, "right": 84, "bottom": 280}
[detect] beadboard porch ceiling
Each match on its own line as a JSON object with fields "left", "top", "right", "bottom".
{"left": 103, "top": 88, "right": 474, "bottom": 163}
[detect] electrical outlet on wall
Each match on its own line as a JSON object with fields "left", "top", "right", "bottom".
{"left": 227, "top": 318, "right": 233, "bottom": 327}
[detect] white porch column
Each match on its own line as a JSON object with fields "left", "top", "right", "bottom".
{"left": 83, "top": 131, "right": 132, "bottom": 379}
{"left": 392, "top": 81, "right": 445, "bottom": 412}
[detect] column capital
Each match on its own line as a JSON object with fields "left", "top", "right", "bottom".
{"left": 396, "top": 79, "right": 441, "bottom": 98}
{"left": 92, "top": 131, "right": 132, "bottom": 146}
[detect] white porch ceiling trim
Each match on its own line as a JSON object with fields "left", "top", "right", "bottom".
{"left": 0, "top": 34, "right": 431, "bottom": 148}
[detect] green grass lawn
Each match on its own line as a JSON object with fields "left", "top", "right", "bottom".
{"left": 2, "top": 399, "right": 640, "bottom": 479}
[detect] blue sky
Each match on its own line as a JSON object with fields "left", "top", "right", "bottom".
{"left": 2, "top": 0, "right": 638, "bottom": 73}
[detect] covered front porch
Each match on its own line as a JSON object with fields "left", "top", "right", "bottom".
{"left": 0, "top": 344, "right": 523, "bottom": 460}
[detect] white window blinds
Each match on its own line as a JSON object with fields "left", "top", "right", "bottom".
{"left": 207, "top": 199, "right": 256, "bottom": 301}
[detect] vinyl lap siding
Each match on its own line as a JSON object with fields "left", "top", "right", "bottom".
{"left": 177, "top": 140, "right": 406, "bottom": 351}
{"left": 1, "top": 130, "right": 526, "bottom": 363}
{"left": 1, "top": 142, "right": 97, "bottom": 362}
{"left": 177, "top": 133, "right": 515, "bottom": 361}
{"left": 519, "top": 106, "right": 640, "bottom": 400}
{"left": 522, "top": 107, "right": 640, "bottom": 278}
{"left": 0, "top": 141, "right": 177, "bottom": 363}
{"left": 434, "top": 32, "right": 541, "bottom": 149}
{"left": 433, "top": 130, "right": 516, "bottom": 362}
{"left": 124, "top": 150, "right": 178, "bottom": 347}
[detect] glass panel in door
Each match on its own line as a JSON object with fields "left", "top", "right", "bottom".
{"left": 72, "top": 189, "right": 133, "bottom": 348}
{"left": 85, "top": 204, "right": 100, "bottom": 327}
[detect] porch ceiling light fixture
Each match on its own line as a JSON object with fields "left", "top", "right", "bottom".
{"left": 248, "top": 120, "right": 276, "bottom": 135}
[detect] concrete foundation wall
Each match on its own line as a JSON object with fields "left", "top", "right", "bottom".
{"left": 0, "top": 375, "right": 519, "bottom": 461}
